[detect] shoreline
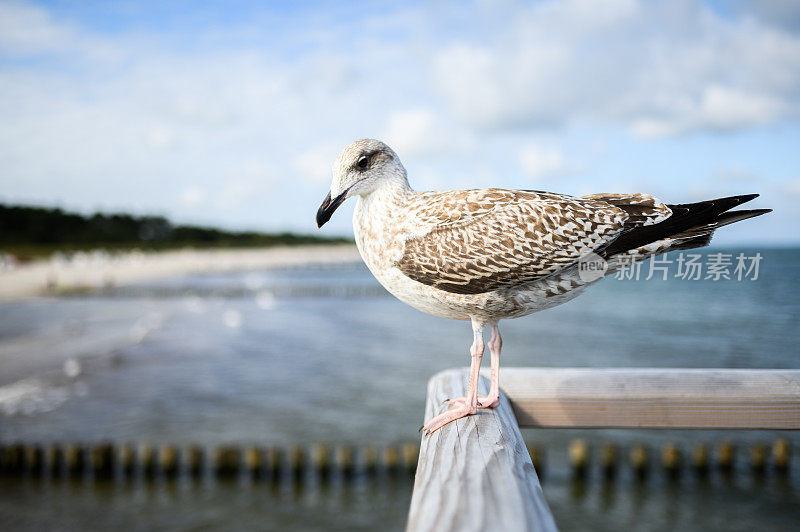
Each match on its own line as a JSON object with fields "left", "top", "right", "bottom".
{"left": 0, "top": 244, "right": 361, "bottom": 302}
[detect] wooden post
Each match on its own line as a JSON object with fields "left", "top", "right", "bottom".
{"left": 383, "top": 446, "right": 399, "bottom": 475}
{"left": 749, "top": 444, "right": 766, "bottom": 472}
{"left": 310, "top": 444, "right": 330, "bottom": 480}
{"left": 407, "top": 369, "right": 556, "bottom": 532}
{"left": 568, "top": 439, "right": 589, "bottom": 479}
{"left": 159, "top": 445, "right": 179, "bottom": 479}
{"left": 48, "top": 445, "right": 65, "bottom": 477}
{"left": 661, "top": 443, "right": 681, "bottom": 479}
{"left": 186, "top": 445, "right": 204, "bottom": 478}
{"left": 139, "top": 444, "right": 157, "bottom": 478}
{"left": 0, "top": 443, "right": 24, "bottom": 476}
{"left": 630, "top": 445, "right": 649, "bottom": 481}
{"left": 362, "top": 446, "right": 377, "bottom": 476}
{"left": 91, "top": 444, "right": 114, "bottom": 479}
{"left": 402, "top": 443, "right": 419, "bottom": 476}
{"left": 65, "top": 444, "right": 86, "bottom": 478}
{"left": 25, "top": 445, "right": 44, "bottom": 476}
{"left": 600, "top": 444, "right": 617, "bottom": 481}
{"left": 335, "top": 445, "right": 354, "bottom": 479}
{"left": 245, "top": 446, "right": 264, "bottom": 480}
{"left": 289, "top": 445, "right": 304, "bottom": 482}
{"left": 692, "top": 443, "right": 709, "bottom": 476}
{"left": 265, "top": 447, "right": 282, "bottom": 481}
{"left": 214, "top": 446, "right": 240, "bottom": 479}
{"left": 118, "top": 444, "right": 135, "bottom": 479}
{"left": 717, "top": 442, "right": 735, "bottom": 474}
{"left": 772, "top": 439, "right": 790, "bottom": 473}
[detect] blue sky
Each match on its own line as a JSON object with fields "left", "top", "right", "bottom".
{"left": 0, "top": 0, "right": 798, "bottom": 243}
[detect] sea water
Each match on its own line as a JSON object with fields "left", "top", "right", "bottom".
{"left": 1, "top": 247, "right": 799, "bottom": 530}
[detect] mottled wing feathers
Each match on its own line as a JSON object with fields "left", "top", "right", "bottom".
{"left": 394, "top": 189, "right": 632, "bottom": 294}
{"left": 580, "top": 193, "right": 671, "bottom": 227}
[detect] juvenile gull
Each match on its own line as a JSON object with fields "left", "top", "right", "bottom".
{"left": 316, "top": 139, "right": 771, "bottom": 434}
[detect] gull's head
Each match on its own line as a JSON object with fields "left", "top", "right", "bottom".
{"left": 316, "top": 139, "right": 406, "bottom": 228}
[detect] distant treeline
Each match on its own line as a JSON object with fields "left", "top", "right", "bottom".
{"left": 0, "top": 203, "right": 350, "bottom": 253}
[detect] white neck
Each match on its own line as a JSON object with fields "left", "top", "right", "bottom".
{"left": 360, "top": 174, "right": 413, "bottom": 204}
{"left": 354, "top": 175, "right": 415, "bottom": 237}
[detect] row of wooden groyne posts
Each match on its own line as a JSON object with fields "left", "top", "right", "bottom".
{"left": 561, "top": 438, "right": 792, "bottom": 480}
{"left": 0, "top": 442, "right": 418, "bottom": 481}
{"left": 0, "top": 438, "right": 792, "bottom": 482}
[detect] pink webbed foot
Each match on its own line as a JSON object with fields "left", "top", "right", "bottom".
{"left": 445, "top": 395, "right": 500, "bottom": 409}
{"left": 421, "top": 404, "right": 477, "bottom": 435}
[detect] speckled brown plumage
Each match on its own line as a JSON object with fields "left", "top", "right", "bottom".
{"left": 394, "top": 189, "right": 670, "bottom": 294}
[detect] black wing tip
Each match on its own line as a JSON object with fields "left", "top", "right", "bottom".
{"left": 728, "top": 193, "right": 760, "bottom": 207}
{"left": 733, "top": 193, "right": 759, "bottom": 202}
{"left": 729, "top": 208, "right": 772, "bottom": 218}
{"left": 712, "top": 193, "right": 761, "bottom": 209}
{"left": 605, "top": 194, "right": 769, "bottom": 257}
{"left": 670, "top": 193, "right": 760, "bottom": 209}
{"left": 714, "top": 193, "right": 760, "bottom": 204}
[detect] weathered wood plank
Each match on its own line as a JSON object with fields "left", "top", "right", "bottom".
{"left": 407, "top": 369, "right": 557, "bottom": 532}
{"left": 500, "top": 368, "right": 800, "bottom": 429}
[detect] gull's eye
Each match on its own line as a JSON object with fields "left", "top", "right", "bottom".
{"left": 356, "top": 155, "right": 370, "bottom": 170}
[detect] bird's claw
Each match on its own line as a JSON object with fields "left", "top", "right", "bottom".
{"left": 421, "top": 404, "right": 476, "bottom": 435}
{"left": 444, "top": 395, "right": 500, "bottom": 409}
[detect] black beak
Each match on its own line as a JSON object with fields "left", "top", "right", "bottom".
{"left": 316, "top": 191, "right": 346, "bottom": 228}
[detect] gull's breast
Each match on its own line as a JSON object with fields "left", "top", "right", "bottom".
{"left": 353, "top": 196, "right": 480, "bottom": 321}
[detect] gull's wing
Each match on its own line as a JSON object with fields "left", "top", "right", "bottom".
{"left": 393, "top": 189, "right": 670, "bottom": 294}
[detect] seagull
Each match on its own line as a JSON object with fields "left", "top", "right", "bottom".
{"left": 316, "top": 139, "right": 770, "bottom": 434}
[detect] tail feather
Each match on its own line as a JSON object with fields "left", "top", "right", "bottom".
{"left": 712, "top": 208, "right": 773, "bottom": 229}
{"left": 667, "top": 233, "right": 713, "bottom": 251}
{"left": 602, "top": 194, "right": 770, "bottom": 257}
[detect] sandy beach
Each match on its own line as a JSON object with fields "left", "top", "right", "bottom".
{"left": 0, "top": 244, "right": 361, "bottom": 301}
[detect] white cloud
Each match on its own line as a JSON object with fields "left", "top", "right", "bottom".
{"left": 214, "top": 180, "right": 261, "bottom": 212}
{"left": 148, "top": 127, "right": 176, "bottom": 150}
{"left": 294, "top": 143, "right": 339, "bottom": 185}
{"left": 0, "top": 0, "right": 123, "bottom": 63}
{"left": 178, "top": 186, "right": 205, "bottom": 208}
{"left": 433, "top": 0, "right": 800, "bottom": 135}
{"left": 632, "top": 86, "right": 785, "bottom": 137}
{"left": 0, "top": 1, "right": 77, "bottom": 55}
{"left": 382, "top": 108, "right": 475, "bottom": 158}
{"left": 383, "top": 108, "right": 441, "bottom": 157}
{"left": 739, "top": 0, "right": 800, "bottom": 31}
{"left": 713, "top": 168, "right": 761, "bottom": 183}
{"left": 518, "top": 143, "right": 567, "bottom": 181}
{"left": 783, "top": 178, "right": 800, "bottom": 196}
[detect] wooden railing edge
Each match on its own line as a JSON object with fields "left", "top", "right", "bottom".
{"left": 499, "top": 367, "right": 800, "bottom": 429}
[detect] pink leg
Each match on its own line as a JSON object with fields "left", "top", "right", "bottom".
{"left": 421, "top": 322, "right": 484, "bottom": 435}
{"left": 446, "top": 323, "right": 502, "bottom": 409}
{"left": 484, "top": 323, "right": 502, "bottom": 407}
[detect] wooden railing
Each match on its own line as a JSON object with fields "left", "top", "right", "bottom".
{"left": 406, "top": 368, "right": 800, "bottom": 532}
